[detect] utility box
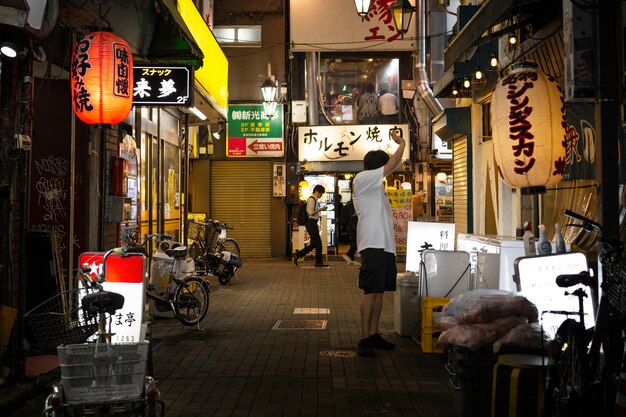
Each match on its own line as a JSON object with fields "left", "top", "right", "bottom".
{"left": 394, "top": 274, "right": 420, "bottom": 336}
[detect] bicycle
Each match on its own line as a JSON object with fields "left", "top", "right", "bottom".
{"left": 188, "top": 219, "right": 242, "bottom": 286}
{"left": 44, "top": 246, "right": 164, "bottom": 417}
{"left": 543, "top": 209, "right": 626, "bottom": 417}
{"left": 140, "top": 233, "right": 211, "bottom": 326}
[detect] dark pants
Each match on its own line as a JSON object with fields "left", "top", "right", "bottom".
{"left": 298, "top": 218, "right": 323, "bottom": 264}
{"left": 346, "top": 229, "right": 357, "bottom": 260}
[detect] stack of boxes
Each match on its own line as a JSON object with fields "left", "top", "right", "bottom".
{"left": 420, "top": 296, "right": 450, "bottom": 353}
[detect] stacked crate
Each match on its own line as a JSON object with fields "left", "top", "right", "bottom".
{"left": 420, "top": 296, "right": 450, "bottom": 353}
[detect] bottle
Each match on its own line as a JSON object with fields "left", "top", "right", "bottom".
{"left": 537, "top": 224, "right": 552, "bottom": 255}
{"left": 523, "top": 221, "right": 536, "bottom": 256}
{"left": 555, "top": 223, "right": 566, "bottom": 254}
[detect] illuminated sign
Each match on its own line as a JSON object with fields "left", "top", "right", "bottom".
{"left": 133, "top": 65, "right": 193, "bottom": 106}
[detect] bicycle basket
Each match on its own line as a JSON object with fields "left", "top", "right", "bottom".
{"left": 57, "top": 342, "right": 149, "bottom": 403}
{"left": 187, "top": 220, "right": 207, "bottom": 244}
{"left": 24, "top": 290, "right": 98, "bottom": 352}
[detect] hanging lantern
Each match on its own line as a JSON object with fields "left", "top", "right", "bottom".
{"left": 71, "top": 31, "right": 133, "bottom": 125}
{"left": 491, "top": 62, "right": 567, "bottom": 194}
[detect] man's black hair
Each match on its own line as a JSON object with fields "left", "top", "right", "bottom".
{"left": 313, "top": 184, "right": 325, "bottom": 194}
{"left": 363, "top": 150, "right": 389, "bottom": 171}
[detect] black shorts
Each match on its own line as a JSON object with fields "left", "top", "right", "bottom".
{"left": 358, "top": 248, "right": 397, "bottom": 294}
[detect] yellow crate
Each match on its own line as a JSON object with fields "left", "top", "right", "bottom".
{"left": 420, "top": 328, "right": 444, "bottom": 354}
{"left": 422, "top": 297, "right": 450, "bottom": 328}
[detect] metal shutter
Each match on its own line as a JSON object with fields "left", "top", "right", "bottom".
{"left": 453, "top": 137, "right": 469, "bottom": 235}
{"left": 210, "top": 161, "right": 271, "bottom": 257}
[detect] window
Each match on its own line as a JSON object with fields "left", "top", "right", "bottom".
{"left": 213, "top": 25, "right": 262, "bottom": 47}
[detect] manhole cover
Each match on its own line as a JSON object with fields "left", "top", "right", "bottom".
{"left": 272, "top": 319, "right": 327, "bottom": 330}
{"left": 319, "top": 350, "right": 357, "bottom": 358}
{"left": 293, "top": 308, "right": 330, "bottom": 314}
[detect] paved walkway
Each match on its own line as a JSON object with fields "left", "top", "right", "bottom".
{"left": 150, "top": 257, "right": 456, "bottom": 417}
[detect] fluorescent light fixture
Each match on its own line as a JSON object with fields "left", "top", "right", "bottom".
{"left": 212, "top": 131, "right": 220, "bottom": 140}
{"left": 189, "top": 106, "right": 207, "bottom": 121}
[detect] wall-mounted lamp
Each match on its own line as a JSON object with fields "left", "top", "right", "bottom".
{"left": 263, "top": 100, "right": 278, "bottom": 119}
{"left": 389, "top": 0, "right": 415, "bottom": 38}
{"left": 435, "top": 172, "right": 447, "bottom": 183}
{"left": 260, "top": 77, "right": 278, "bottom": 102}
{"left": 353, "top": 0, "right": 371, "bottom": 19}
{"left": 0, "top": 41, "right": 18, "bottom": 58}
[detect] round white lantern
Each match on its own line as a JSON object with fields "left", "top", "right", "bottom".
{"left": 491, "top": 62, "right": 567, "bottom": 194}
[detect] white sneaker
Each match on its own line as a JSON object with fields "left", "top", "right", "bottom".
{"left": 342, "top": 254, "right": 352, "bottom": 264}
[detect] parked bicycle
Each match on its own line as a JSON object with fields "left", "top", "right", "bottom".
{"left": 141, "top": 233, "right": 211, "bottom": 326}
{"left": 44, "top": 246, "right": 164, "bottom": 417}
{"left": 543, "top": 210, "right": 626, "bottom": 417}
{"left": 188, "top": 219, "right": 242, "bottom": 285}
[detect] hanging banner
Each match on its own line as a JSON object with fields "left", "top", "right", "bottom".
{"left": 227, "top": 104, "right": 284, "bottom": 157}
{"left": 298, "top": 124, "right": 410, "bottom": 162}
{"left": 387, "top": 188, "right": 413, "bottom": 255}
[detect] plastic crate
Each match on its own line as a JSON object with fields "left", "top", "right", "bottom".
{"left": 57, "top": 342, "right": 149, "bottom": 403}
{"left": 422, "top": 296, "right": 450, "bottom": 328}
{"left": 445, "top": 345, "right": 497, "bottom": 417}
{"left": 420, "top": 327, "right": 444, "bottom": 353}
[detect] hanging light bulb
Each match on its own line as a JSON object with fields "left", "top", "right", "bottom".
{"left": 462, "top": 77, "right": 471, "bottom": 89}
{"left": 452, "top": 85, "right": 459, "bottom": 96}
{"left": 489, "top": 53, "right": 498, "bottom": 68}
{"left": 474, "top": 66, "right": 483, "bottom": 80}
{"left": 508, "top": 33, "right": 517, "bottom": 45}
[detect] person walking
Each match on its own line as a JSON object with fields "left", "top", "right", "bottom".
{"left": 352, "top": 128, "right": 405, "bottom": 356}
{"left": 341, "top": 185, "right": 359, "bottom": 265}
{"left": 294, "top": 184, "right": 329, "bottom": 267}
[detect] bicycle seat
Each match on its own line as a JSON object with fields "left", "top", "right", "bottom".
{"left": 165, "top": 245, "right": 188, "bottom": 259}
{"left": 82, "top": 291, "right": 125, "bottom": 315}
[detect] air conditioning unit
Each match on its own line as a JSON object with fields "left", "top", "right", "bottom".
{"left": 563, "top": 0, "right": 596, "bottom": 102}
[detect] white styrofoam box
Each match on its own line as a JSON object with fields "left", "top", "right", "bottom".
{"left": 421, "top": 250, "right": 471, "bottom": 298}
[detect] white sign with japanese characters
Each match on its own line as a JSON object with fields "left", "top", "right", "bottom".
{"left": 298, "top": 124, "right": 410, "bottom": 162}
{"left": 405, "top": 221, "right": 456, "bottom": 272}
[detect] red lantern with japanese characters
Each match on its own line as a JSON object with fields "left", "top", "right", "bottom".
{"left": 491, "top": 62, "right": 566, "bottom": 194}
{"left": 71, "top": 31, "right": 133, "bottom": 125}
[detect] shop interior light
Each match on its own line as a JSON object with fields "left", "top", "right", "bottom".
{"left": 353, "top": 0, "right": 372, "bottom": 19}
{"left": 189, "top": 106, "right": 207, "bottom": 121}
{"left": 462, "top": 77, "right": 471, "bottom": 89}
{"left": 474, "top": 66, "right": 483, "bottom": 80}
{"left": 452, "top": 85, "right": 459, "bottom": 96}
{"left": 0, "top": 41, "right": 18, "bottom": 58}
{"left": 489, "top": 53, "right": 498, "bottom": 68}
{"left": 436, "top": 172, "right": 447, "bottom": 183}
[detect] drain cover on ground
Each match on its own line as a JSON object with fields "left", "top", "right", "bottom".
{"left": 319, "top": 350, "right": 357, "bottom": 358}
{"left": 293, "top": 308, "right": 330, "bottom": 314}
{"left": 272, "top": 319, "right": 327, "bottom": 330}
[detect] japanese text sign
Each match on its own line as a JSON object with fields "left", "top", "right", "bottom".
{"left": 405, "top": 221, "right": 456, "bottom": 272}
{"left": 78, "top": 252, "right": 146, "bottom": 343}
{"left": 387, "top": 189, "right": 413, "bottom": 255}
{"left": 298, "top": 124, "right": 410, "bottom": 162}
{"left": 133, "top": 66, "right": 193, "bottom": 106}
{"left": 227, "top": 104, "right": 284, "bottom": 157}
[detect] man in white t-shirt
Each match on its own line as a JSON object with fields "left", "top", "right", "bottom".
{"left": 352, "top": 129, "right": 405, "bottom": 356}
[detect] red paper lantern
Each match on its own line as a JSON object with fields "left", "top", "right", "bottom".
{"left": 491, "top": 62, "right": 567, "bottom": 194}
{"left": 71, "top": 31, "right": 133, "bottom": 125}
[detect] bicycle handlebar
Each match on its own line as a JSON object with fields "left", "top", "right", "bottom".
{"left": 563, "top": 209, "right": 603, "bottom": 234}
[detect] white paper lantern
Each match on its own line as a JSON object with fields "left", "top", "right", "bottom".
{"left": 491, "top": 62, "right": 567, "bottom": 194}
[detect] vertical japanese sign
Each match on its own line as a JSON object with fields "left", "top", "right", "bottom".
{"left": 78, "top": 252, "right": 145, "bottom": 343}
{"left": 298, "top": 124, "right": 410, "bottom": 162}
{"left": 227, "top": 104, "right": 284, "bottom": 157}
{"left": 387, "top": 189, "right": 413, "bottom": 255}
{"left": 405, "top": 222, "right": 456, "bottom": 272}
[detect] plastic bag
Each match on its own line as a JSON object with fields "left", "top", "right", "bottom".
{"left": 440, "top": 289, "right": 538, "bottom": 323}
{"left": 493, "top": 323, "right": 550, "bottom": 353}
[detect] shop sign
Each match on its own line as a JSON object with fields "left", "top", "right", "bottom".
{"left": 405, "top": 221, "right": 456, "bottom": 273}
{"left": 132, "top": 65, "right": 193, "bottom": 106}
{"left": 227, "top": 104, "right": 284, "bottom": 157}
{"left": 77, "top": 252, "right": 145, "bottom": 343}
{"left": 298, "top": 124, "right": 410, "bottom": 162}
{"left": 387, "top": 189, "right": 413, "bottom": 255}
{"left": 563, "top": 102, "right": 595, "bottom": 180}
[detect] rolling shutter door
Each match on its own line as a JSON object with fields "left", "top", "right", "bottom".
{"left": 210, "top": 161, "right": 271, "bottom": 257}
{"left": 453, "top": 137, "right": 469, "bottom": 235}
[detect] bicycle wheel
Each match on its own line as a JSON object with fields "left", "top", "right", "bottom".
{"left": 552, "top": 319, "right": 588, "bottom": 417}
{"left": 173, "top": 276, "right": 210, "bottom": 326}
{"left": 217, "top": 238, "right": 240, "bottom": 257}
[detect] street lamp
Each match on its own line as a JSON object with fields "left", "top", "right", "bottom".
{"left": 353, "top": 0, "right": 371, "bottom": 19}
{"left": 260, "top": 77, "right": 279, "bottom": 119}
{"left": 389, "top": 0, "right": 415, "bottom": 37}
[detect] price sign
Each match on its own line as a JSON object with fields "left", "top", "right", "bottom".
{"left": 387, "top": 189, "right": 413, "bottom": 255}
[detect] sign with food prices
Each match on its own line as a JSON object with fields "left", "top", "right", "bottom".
{"left": 405, "top": 221, "right": 456, "bottom": 272}
{"left": 227, "top": 104, "right": 284, "bottom": 157}
{"left": 78, "top": 252, "right": 146, "bottom": 343}
{"left": 387, "top": 189, "right": 413, "bottom": 255}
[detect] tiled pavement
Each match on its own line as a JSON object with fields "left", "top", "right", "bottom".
{"left": 149, "top": 257, "right": 457, "bottom": 417}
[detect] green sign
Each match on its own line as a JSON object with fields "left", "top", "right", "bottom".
{"left": 227, "top": 104, "right": 283, "bottom": 139}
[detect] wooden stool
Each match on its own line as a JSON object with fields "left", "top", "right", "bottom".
{"left": 490, "top": 353, "right": 547, "bottom": 417}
